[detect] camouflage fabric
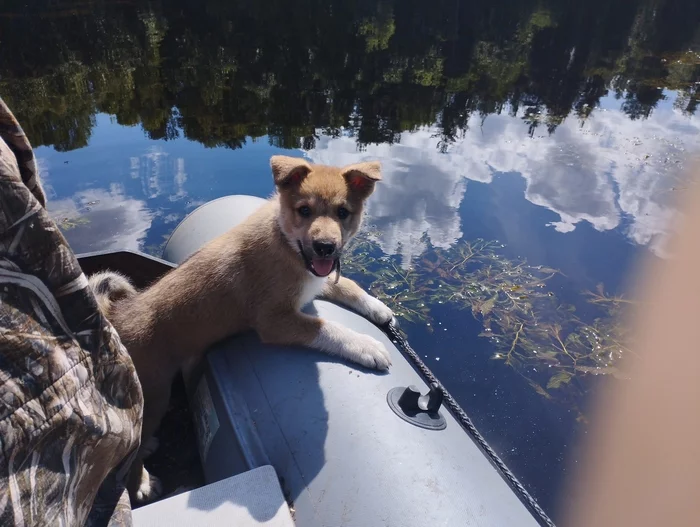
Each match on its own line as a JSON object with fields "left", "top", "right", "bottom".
{"left": 0, "top": 98, "right": 143, "bottom": 526}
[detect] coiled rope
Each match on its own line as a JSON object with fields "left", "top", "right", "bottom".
{"left": 383, "top": 321, "right": 556, "bottom": 527}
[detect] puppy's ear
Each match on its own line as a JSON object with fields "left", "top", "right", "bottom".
{"left": 271, "top": 156, "right": 312, "bottom": 187}
{"left": 342, "top": 161, "right": 381, "bottom": 199}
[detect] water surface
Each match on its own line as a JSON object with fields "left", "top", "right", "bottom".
{"left": 2, "top": 0, "right": 699, "bottom": 520}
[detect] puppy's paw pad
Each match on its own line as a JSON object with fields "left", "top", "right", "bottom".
{"left": 141, "top": 436, "right": 160, "bottom": 459}
{"left": 362, "top": 295, "right": 394, "bottom": 326}
{"left": 135, "top": 468, "right": 163, "bottom": 504}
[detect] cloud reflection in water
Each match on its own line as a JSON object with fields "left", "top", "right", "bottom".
{"left": 307, "top": 92, "right": 697, "bottom": 265}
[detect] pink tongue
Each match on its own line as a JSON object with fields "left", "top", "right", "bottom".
{"left": 312, "top": 258, "right": 335, "bottom": 277}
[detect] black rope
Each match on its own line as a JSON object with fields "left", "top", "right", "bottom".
{"left": 382, "top": 321, "right": 557, "bottom": 527}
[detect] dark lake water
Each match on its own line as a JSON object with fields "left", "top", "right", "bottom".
{"left": 2, "top": 0, "right": 699, "bottom": 521}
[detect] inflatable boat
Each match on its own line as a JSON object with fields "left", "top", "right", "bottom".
{"left": 77, "top": 196, "right": 554, "bottom": 527}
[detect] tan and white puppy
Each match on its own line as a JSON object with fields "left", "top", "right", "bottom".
{"left": 89, "top": 156, "right": 394, "bottom": 503}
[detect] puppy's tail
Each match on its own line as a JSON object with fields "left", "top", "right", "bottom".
{"left": 88, "top": 270, "right": 137, "bottom": 319}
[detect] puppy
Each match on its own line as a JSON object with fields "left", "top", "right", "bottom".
{"left": 90, "top": 156, "right": 394, "bottom": 503}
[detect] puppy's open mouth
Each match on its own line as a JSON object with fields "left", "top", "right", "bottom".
{"left": 297, "top": 241, "right": 339, "bottom": 278}
{"left": 309, "top": 258, "right": 337, "bottom": 277}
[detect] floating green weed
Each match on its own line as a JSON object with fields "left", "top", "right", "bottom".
{"left": 344, "top": 234, "right": 632, "bottom": 418}
{"left": 56, "top": 215, "right": 90, "bottom": 230}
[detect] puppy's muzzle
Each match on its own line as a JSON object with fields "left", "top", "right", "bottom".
{"left": 312, "top": 240, "right": 336, "bottom": 258}
{"left": 298, "top": 240, "right": 340, "bottom": 278}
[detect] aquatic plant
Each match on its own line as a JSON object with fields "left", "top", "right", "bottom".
{"left": 344, "top": 233, "right": 632, "bottom": 416}
{"left": 56, "top": 215, "right": 90, "bottom": 230}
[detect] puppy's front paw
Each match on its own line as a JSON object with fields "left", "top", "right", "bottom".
{"left": 135, "top": 466, "right": 163, "bottom": 504}
{"left": 352, "top": 333, "right": 392, "bottom": 371}
{"left": 361, "top": 294, "right": 394, "bottom": 326}
{"left": 313, "top": 320, "right": 392, "bottom": 371}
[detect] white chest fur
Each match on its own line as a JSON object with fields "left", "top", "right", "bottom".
{"left": 298, "top": 274, "right": 327, "bottom": 309}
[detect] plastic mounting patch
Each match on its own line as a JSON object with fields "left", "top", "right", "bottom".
{"left": 387, "top": 383, "right": 447, "bottom": 430}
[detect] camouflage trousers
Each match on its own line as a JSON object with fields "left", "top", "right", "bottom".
{"left": 0, "top": 98, "right": 144, "bottom": 526}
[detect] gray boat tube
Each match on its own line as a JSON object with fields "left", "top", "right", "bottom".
{"left": 163, "top": 195, "right": 548, "bottom": 527}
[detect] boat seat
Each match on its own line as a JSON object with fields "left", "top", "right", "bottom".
{"left": 132, "top": 465, "right": 294, "bottom": 526}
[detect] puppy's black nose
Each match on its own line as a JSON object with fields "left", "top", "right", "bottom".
{"left": 313, "top": 241, "right": 336, "bottom": 257}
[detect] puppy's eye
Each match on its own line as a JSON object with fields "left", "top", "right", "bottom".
{"left": 297, "top": 205, "right": 312, "bottom": 218}
{"left": 337, "top": 207, "right": 350, "bottom": 220}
